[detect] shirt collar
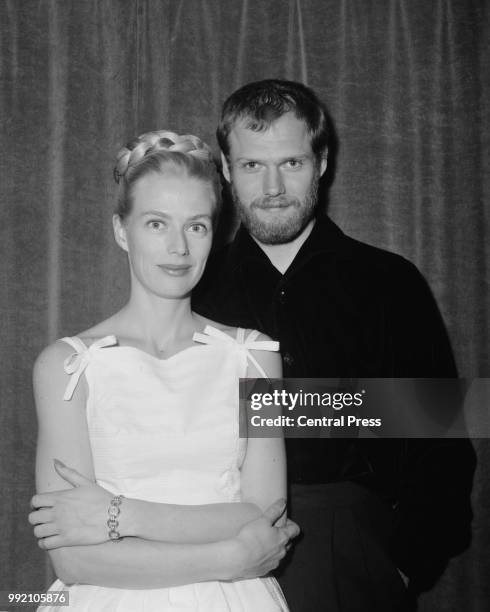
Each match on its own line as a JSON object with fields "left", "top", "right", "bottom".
{"left": 226, "top": 214, "right": 349, "bottom": 274}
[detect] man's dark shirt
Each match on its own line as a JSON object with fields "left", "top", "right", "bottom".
{"left": 194, "top": 214, "right": 476, "bottom": 593}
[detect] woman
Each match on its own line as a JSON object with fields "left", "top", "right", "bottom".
{"left": 29, "top": 131, "right": 298, "bottom": 610}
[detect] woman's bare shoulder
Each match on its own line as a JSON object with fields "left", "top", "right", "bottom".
{"left": 34, "top": 313, "right": 123, "bottom": 373}
{"left": 34, "top": 340, "right": 73, "bottom": 373}
{"left": 193, "top": 313, "right": 234, "bottom": 334}
{"left": 193, "top": 314, "right": 276, "bottom": 343}
{"left": 76, "top": 312, "right": 123, "bottom": 346}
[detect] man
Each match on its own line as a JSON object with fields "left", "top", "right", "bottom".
{"left": 194, "top": 79, "right": 476, "bottom": 611}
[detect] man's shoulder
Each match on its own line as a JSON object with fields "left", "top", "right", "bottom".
{"left": 198, "top": 242, "right": 235, "bottom": 289}
{"left": 342, "top": 233, "right": 419, "bottom": 274}
{"left": 202, "top": 220, "right": 426, "bottom": 288}
{"left": 207, "top": 241, "right": 235, "bottom": 268}
{"left": 317, "top": 220, "right": 424, "bottom": 283}
{"left": 193, "top": 240, "right": 245, "bottom": 322}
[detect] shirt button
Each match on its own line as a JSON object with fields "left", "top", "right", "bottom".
{"left": 278, "top": 289, "right": 286, "bottom": 304}
{"left": 283, "top": 352, "right": 294, "bottom": 367}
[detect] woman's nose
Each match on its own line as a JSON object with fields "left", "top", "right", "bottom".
{"left": 167, "top": 228, "right": 189, "bottom": 256}
{"left": 263, "top": 167, "right": 285, "bottom": 197}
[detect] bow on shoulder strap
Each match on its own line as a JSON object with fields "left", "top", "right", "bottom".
{"left": 193, "top": 325, "right": 279, "bottom": 379}
{"left": 61, "top": 335, "right": 118, "bottom": 401}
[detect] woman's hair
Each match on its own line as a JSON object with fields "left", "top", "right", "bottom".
{"left": 217, "top": 79, "right": 331, "bottom": 162}
{"left": 113, "top": 130, "right": 221, "bottom": 221}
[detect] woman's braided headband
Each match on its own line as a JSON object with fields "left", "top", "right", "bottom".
{"left": 113, "top": 130, "right": 214, "bottom": 184}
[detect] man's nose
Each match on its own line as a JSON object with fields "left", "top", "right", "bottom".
{"left": 263, "top": 167, "right": 285, "bottom": 197}
{"left": 167, "top": 228, "right": 189, "bottom": 256}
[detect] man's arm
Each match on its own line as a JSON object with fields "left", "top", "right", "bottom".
{"left": 387, "top": 260, "right": 477, "bottom": 592}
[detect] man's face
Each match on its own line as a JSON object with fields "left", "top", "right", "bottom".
{"left": 222, "top": 112, "right": 327, "bottom": 244}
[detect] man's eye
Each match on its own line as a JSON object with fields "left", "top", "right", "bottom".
{"left": 243, "top": 161, "right": 260, "bottom": 171}
{"left": 284, "top": 159, "right": 302, "bottom": 169}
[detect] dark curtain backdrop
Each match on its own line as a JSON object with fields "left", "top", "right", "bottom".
{"left": 1, "top": 1, "right": 489, "bottom": 610}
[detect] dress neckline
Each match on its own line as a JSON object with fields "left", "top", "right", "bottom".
{"left": 113, "top": 342, "right": 208, "bottom": 364}
{"left": 72, "top": 325, "right": 232, "bottom": 364}
{"left": 61, "top": 326, "right": 279, "bottom": 401}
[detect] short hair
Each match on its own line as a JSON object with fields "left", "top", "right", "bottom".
{"left": 113, "top": 130, "right": 221, "bottom": 222}
{"left": 217, "top": 79, "right": 331, "bottom": 161}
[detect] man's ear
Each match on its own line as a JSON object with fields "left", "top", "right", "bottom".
{"left": 113, "top": 214, "right": 128, "bottom": 252}
{"left": 220, "top": 152, "right": 231, "bottom": 183}
{"left": 319, "top": 151, "right": 328, "bottom": 177}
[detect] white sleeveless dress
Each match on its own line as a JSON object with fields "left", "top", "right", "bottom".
{"left": 39, "top": 325, "right": 288, "bottom": 612}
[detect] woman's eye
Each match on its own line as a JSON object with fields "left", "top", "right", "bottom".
{"left": 187, "top": 223, "right": 208, "bottom": 234}
{"left": 147, "top": 220, "right": 165, "bottom": 231}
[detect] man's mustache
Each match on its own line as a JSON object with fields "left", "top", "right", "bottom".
{"left": 251, "top": 196, "right": 299, "bottom": 209}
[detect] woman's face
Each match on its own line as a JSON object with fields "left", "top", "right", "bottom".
{"left": 114, "top": 171, "right": 215, "bottom": 300}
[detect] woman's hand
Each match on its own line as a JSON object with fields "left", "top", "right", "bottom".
{"left": 230, "top": 498, "right": 300, "bottom": 579}
{"left": 28, "top": 460, "right": 112, "bottom": 549}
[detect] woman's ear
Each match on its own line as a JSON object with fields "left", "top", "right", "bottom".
{"left": 113, "top": 214, "right": 128, "bottom": 252}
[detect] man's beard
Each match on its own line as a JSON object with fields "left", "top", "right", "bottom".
{"left": 231, "top": 171, "right": 320, "bottom": 245}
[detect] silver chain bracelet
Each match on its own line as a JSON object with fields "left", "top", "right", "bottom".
{"left": 107, "top": 494, "right": 124, "bottom": 541}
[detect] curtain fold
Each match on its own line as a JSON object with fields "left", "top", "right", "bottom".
{"left": 1, "top": 1, "right": 488, "bottom": 609}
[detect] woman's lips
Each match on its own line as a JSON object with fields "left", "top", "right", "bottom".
{"left": 157, "top": 264, "right": 192, "bottom": 276}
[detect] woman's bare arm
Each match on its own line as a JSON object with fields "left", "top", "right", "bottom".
{"left": 239, "top": 341, "right": 287, "bottom": 523}
{"left": 30, "top": 332, "right": 283, "bottom": 548}
{"left": 30, "top": 463, "right": 262, "bottom": 547}
{"left": 33, "top": 341, "right": 296, "bottom": 587}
